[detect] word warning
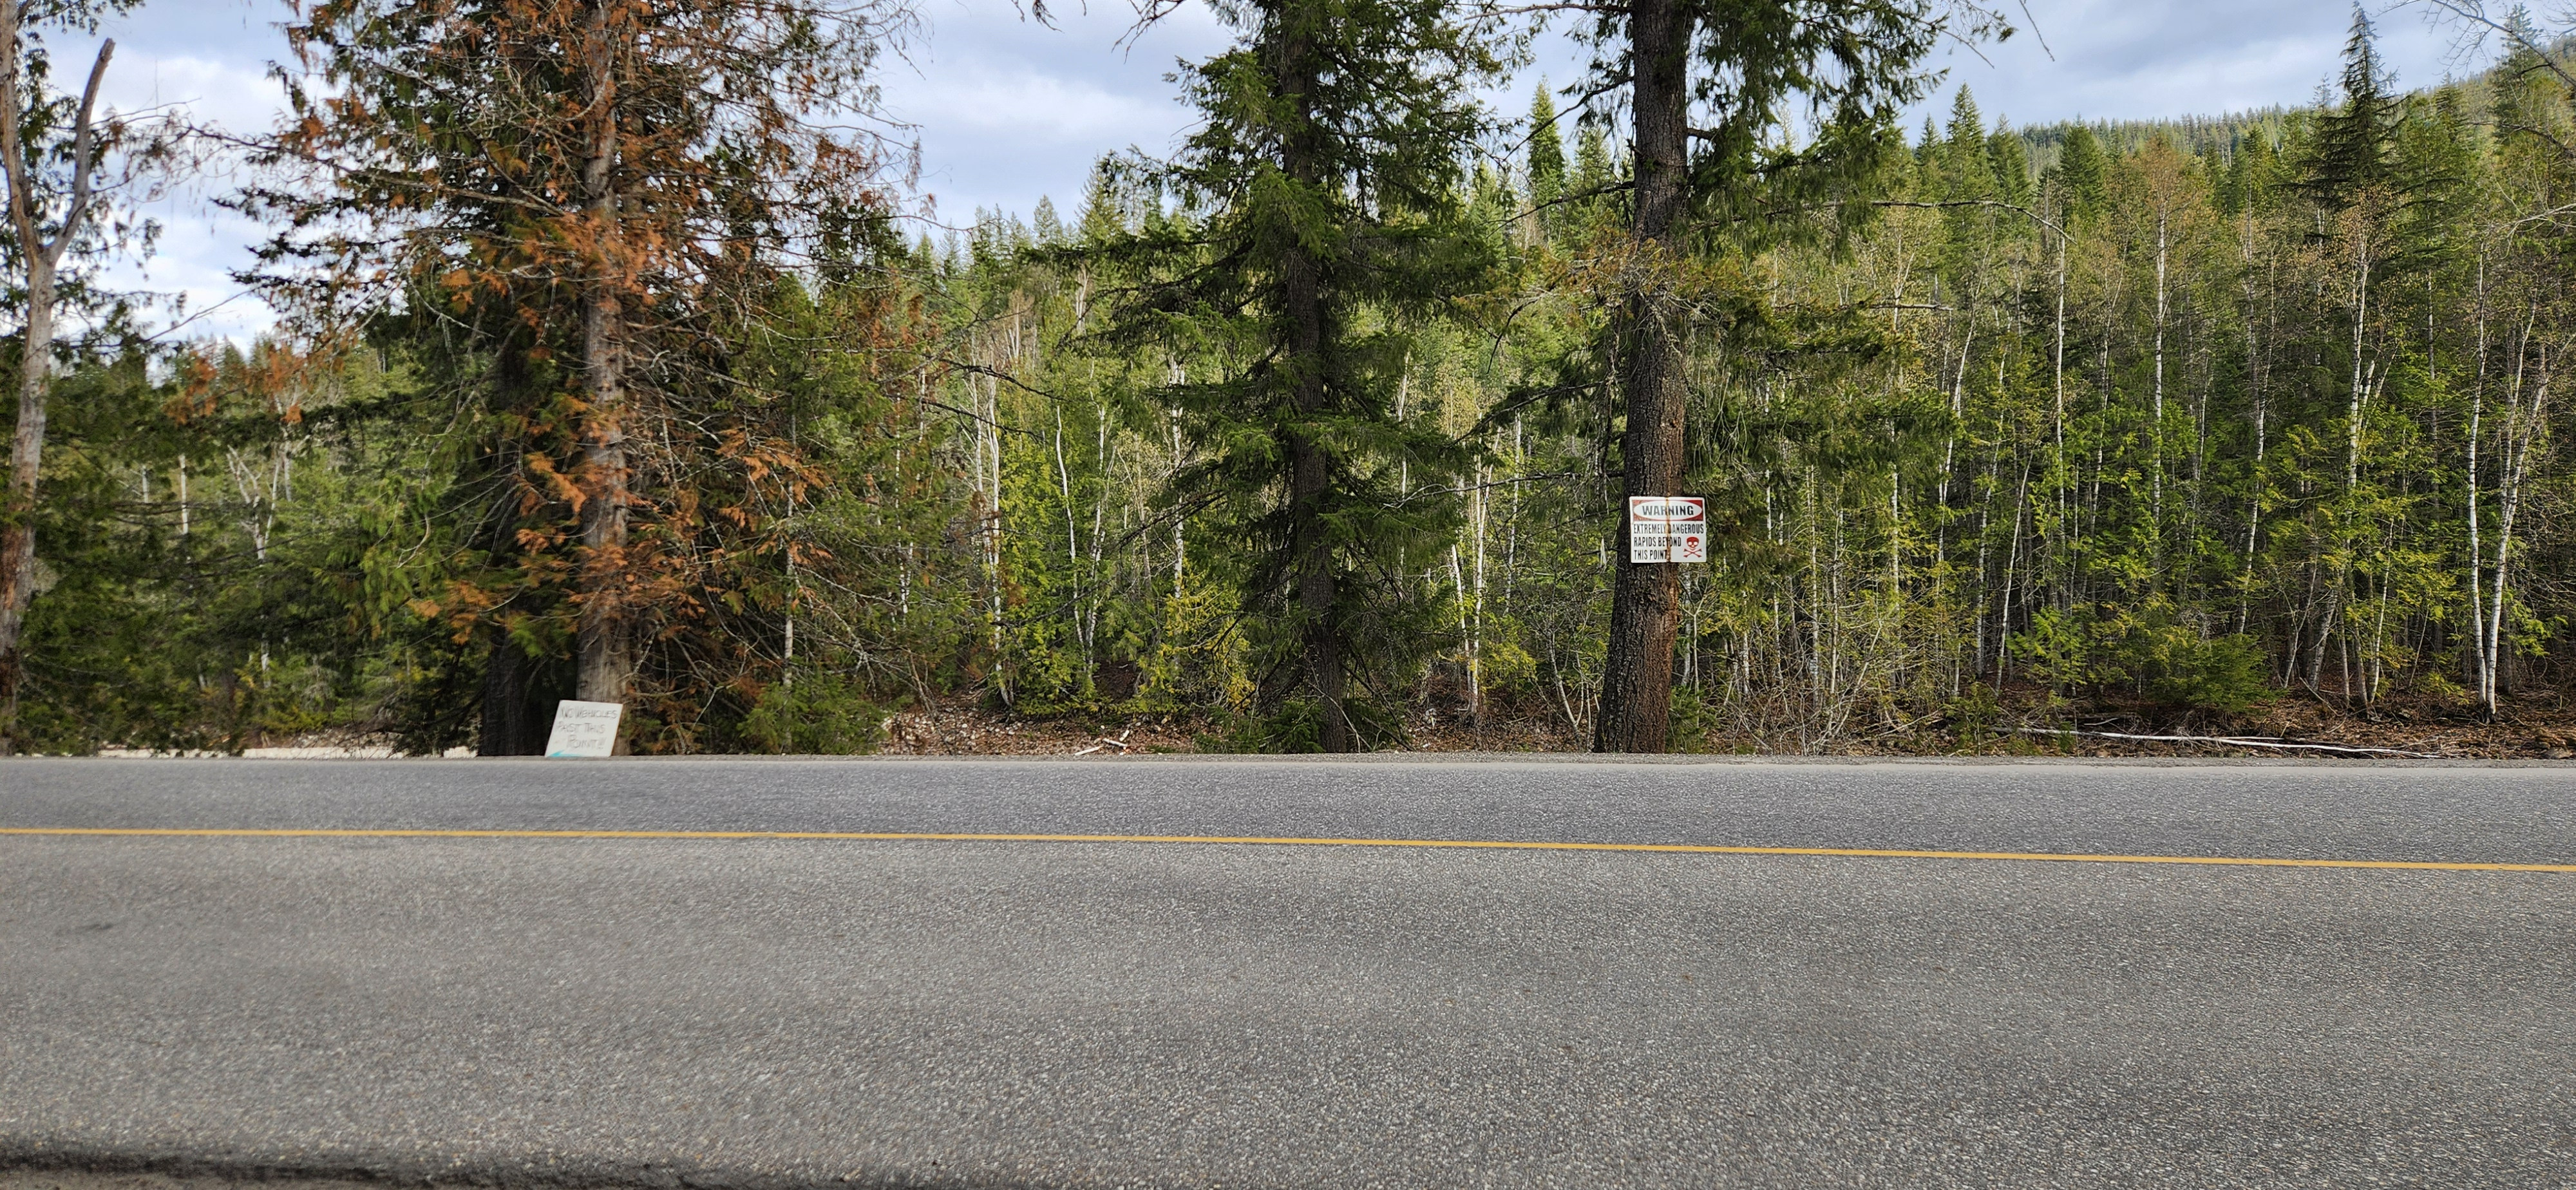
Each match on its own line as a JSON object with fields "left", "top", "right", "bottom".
{"left": 1627, "top": 496, "right": 1707, "bottom": 564}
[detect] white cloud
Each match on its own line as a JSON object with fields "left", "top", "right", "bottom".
{"left": 102, "top": 52, "right": 278, "bottom": 135}
{"left": 878, "top": 1, "right": 1227, "bottom": 223}
{"left": 45, "top": 4, "right": 287, "bottom": 342}
{"left": 14, "top": 0, "right": 2514, "bottom": 341}
{"left": 1926, "top": 0, "right": 2480, "bottom": 127}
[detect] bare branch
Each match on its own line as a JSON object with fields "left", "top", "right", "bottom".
{"left": 52, "top": 37, "right": 114, "bottom": 270}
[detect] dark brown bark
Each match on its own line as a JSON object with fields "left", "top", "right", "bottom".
{"left": 574, "top": 0, "right": 634, "bottom": 730}
{"left": 1273, "top": 14, "right": 1353, "bottom": 752}
{"left": 1594, "top": 0, "right": 1692, "bottom": 753}
{"left": 477, "top": 643, "right": 548, "bottom": 755}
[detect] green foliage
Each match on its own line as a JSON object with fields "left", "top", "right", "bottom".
{"left": 1946, "top": 682, "right": 2000, "bottom": 748}
{"left": 1225, "top": 694, "right": 1406, "bottom": 754}
{"left": 1137, "top": 566, "right": 1251, "bottom": 714}
{"left": 2009, "top": 609, "right": 2092, "bottom": 695}
{"left": 2091, "top": 615, "right": 2273, "bottom": 712}
{"left": 1667, "top": 683, "right": 1718, "bottom": 752}
{"left": 1075, "top": 0, "right": 1501, "bottom": 750}
{"left": 2143, "top": 634, "right": 2273, "bottom": 713}
{"left": 2298, "top": 8, "right": 2403, "bottom": 209}
{"left": 737, "top": 672, "right": 886, "bottom": 755}
{"left": 2056, "top": 125, "right": 2107, "bottom": 218}
{"left": 1527, "top": 82, "right": 1567, "bottom": 218}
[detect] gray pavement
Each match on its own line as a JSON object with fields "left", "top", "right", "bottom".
{"left": 3, "top": 757, "right": 2573, "bottom": 1187}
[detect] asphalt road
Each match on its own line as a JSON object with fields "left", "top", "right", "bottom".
{"left": 3, "top": 757, "right": 2573, "bottom": 1188}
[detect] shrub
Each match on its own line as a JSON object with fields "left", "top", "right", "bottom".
{"left": 1667, "top": 683, "right": 1718, "bottom": 752}
{"left": 2143, "top": 633, "right": 2271, "bottom": 713}
{"left": 738, "top": 672, "right": 886, "bottom": 754}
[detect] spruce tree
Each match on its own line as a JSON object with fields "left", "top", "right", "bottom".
{"left": 1943, "top": 88, "right": 1994, "bottom": 198}
{"left": 1988, "top": 125, "right": 2032, "bottom": 206}
{"left": 1571, "top": 123, "right": 1615, "bottom": 222}
{"left": 2056, "top": 125, "right": 2107, "bottom": 220}
{"left": 2217, "top": 130, "right": 2255, "bottom": 217}
{"left": 2299, "top": 8, "right": 2401, "bottom": 209}
{"left": 1094, "top": 0, "right": 1499, "bottom": 751}
{"left": 1527, "top": 81, "right": 1567, "bottom": 224}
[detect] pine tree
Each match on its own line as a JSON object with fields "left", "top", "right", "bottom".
{"left": 2217, "top": 130, "right": 2254, "bottom": 216}
{"left": 1569, "top": 123, "right": 1615, "bottom": 225}
{"left": 1988, "top": 124, "right": 2032, "bottom": 206}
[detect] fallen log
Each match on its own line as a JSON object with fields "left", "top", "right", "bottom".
{"left": 2008, "top": 726, "right": 2439, "bottom": 759}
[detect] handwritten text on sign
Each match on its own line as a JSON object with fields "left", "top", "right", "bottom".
{"left": 1627, "top": 496, "right": 1707, "bottom": 564}
{"left": 544, "top": 700, "right": 624, "bottom": 758}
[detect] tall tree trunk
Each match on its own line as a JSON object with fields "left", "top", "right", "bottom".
{"left": 2151, "top": 210, "right": 2168, "bottom": 571}
{"left": 2485, "top": 332, "right": 2544, "bottom": 719}
{"left": 2330, "top": 221, "right": 2372, "bottom": 709}
{"left": 2050, "top": 225, "right": 2067, "bottom": 610}
{"left": 0, "top": 260, "right": 53, "bottom": 748}
{"left": 2464, "top": 258, "right": 2490, "bottom": 716}
{"left": 576, "top": 0, "right": 634, "bottom": 722}
{"left": 0, "top": 21, "right": 111, "bottom": 753}
{"left": 1594, "top": 0, "right": 1692, "bottom": 753}
{"left": 478, "top": 641, "right": 545, "bottom": 755}
{"left": 1271, "top": 15, "right": 1352, "bottom": 751}
{"left": 2238, "top": 209, "right": 2265, "bottom": 631}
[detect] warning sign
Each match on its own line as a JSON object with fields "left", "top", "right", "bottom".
{"left": 1628, "top": 496, "right": 1707, "bottom": 564}
{"left": 544, "top": 699, "right": 624, "bottom": 758}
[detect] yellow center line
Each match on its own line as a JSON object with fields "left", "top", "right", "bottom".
{"left": 0, "top": 826, "right": 2568, "bottom": 873}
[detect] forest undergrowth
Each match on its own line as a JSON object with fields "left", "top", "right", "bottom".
{"left": 732, "top": 689, "right": 2576, "bottom": 758}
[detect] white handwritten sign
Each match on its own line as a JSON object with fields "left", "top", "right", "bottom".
{"left": 1627, "top": 496, "right": 1707, "bottom": 564}
{"left": 544, "top": 700, "right": 624, "bottom": 758}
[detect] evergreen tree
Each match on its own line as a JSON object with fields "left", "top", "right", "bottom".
{"left": 1571, "top": 123, "right": 1615, "bottom": 212}
{"left": 1579, "top": 0, "right": 1987, "bottom": 753}
{"left": 2218, "top": 130, "right": 2253, "bottom": 216}
{"left": 250, "top": 0, "right": 911, "bottom": 752}
{"left": 1988, "top": 124, "right": 2032, "bottom": 206}
{"left": 2299, "top": 8, "right": 2401, "bottom": 208}
{"left": 2056, "top": 124, "right": 2107, "bottom": 218}
{"left": 1526, "top": 81, "right": 1567, "bottom": 218}
{"left": 1942, "top": 88, "right": 1994, "bottom": 198}
{"left": 1092, "top": 0, "right": 1499, "bottom": 751}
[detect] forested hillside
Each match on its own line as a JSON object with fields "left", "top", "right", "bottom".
{"left": 5, "top": 1, "right": 2572, "bottom": 756}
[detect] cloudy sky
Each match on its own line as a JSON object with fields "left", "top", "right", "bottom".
{"left": 71, "top": 0, "right": 2486, "bottom": 339}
